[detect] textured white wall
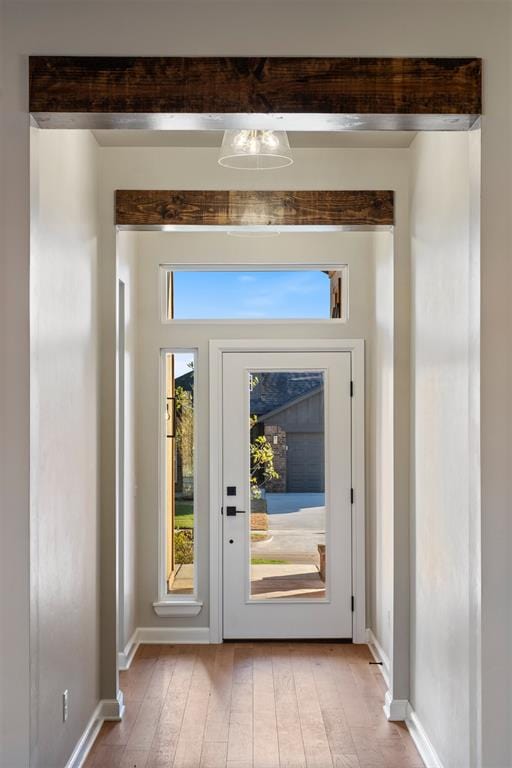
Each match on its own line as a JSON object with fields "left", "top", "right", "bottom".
{"left": 117, "top": 233, "right": 139, "bottom": 653}
{"left": 29, "top": 129, "right": 100, "bottom": 768}
{"left": 369, "top": 233, "right": 394, "bottom": 669}
{"left": 410, "top": 132, "right": 475, "bottom": 768}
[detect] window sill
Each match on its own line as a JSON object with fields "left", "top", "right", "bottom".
{"left": 152, "top": 600, "right": 203, "bottom": 617}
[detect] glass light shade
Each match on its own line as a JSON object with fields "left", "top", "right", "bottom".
{"left": 218, "top": 129, "right": 293, "bottom": 170}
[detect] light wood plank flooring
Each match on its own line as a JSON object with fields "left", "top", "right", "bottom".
{"left": 85, "top": 643, "right": 424, "bottom": 768}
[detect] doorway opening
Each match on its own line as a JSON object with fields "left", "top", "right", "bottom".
{"left": 132, "top": 231, "right": 381, "bottom": 637}
{"left": 27, "top": 53, "right": 482, "bottom": 768}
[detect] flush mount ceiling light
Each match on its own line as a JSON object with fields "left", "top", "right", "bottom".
{"left": 218, "top": 129, "right": 293, "bottom": 170}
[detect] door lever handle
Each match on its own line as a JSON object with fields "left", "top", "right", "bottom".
{"left": 226, "top": 506, "right": 246, "bottom": 516}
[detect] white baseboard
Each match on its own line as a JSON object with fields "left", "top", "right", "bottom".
{"left": 101, "top": 690, "right": 125, "bottom": 721}
{"left": 366, "top": 628, "right": 390, "bottom": 688}
{"left": 118, "top": 626, "right": 211, "bottom": 671}
{"left": 64, "top": 691, "right": 124, "bottom": 768}
{"left": 406, "top": 708, "right": 444, "bottom": 768}
{"left": 135, "top": 626, "right": 211, "bottom": 644}
{"left": 365, "top": 631, "right": 442, "bottom": 767}
{"left": 118, "top": 630, "right": 138, "bottom": 671}
{"left": 366, "top": 630, "right": 408, "bottom": 722}
{"left": 365, "top": 630, "right": 406, "bottom": 721}
{"left": 64, "top": 702, "right": 103, "bottom": 768}
{"left": 383, "top": 690, "right": 410, "bottom": 721}
{"left": 118, "top": 626, "right": 212, "bottom": 670}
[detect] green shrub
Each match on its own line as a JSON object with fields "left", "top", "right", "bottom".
{"left": 174, "top": 528, "right": 194, "bottom": 564}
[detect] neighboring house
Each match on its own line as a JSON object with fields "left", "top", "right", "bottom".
{"left": 173, "top": 370, "right": 194, "bottom": 499}
{"left": 250, "top": 372, "right": 325, "bottom": 493}
{"left": 176, "top": 369, "right": 326, "bottom": 493}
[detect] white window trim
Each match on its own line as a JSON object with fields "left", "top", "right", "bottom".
{"left": 159, "top": 263, "right": 349, "bottom": 325}
{"left": 208, "top": 338, "right": 366, "bottom": 645}
{"left": 154, "top": 348, "right": 203, "bottom": 616}
{"left": 153, "top": 600, "right": 203, "bottom": 617}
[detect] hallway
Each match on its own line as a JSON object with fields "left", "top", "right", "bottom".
{"left": 85, "top": 643, "right": 423, "bottom": 768}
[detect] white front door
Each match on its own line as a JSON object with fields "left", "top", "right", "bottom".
{"left": 222, "top": 350, "right": 353, "bottom": 639}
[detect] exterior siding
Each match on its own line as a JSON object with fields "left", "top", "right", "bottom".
{"left": 286, "top": 432, "right": 325, "bottom": 492}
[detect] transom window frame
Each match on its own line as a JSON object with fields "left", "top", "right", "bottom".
{"left": 159, "top": 262, "right": 350, "bottom": 325}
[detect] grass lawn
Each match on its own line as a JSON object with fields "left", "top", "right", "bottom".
{"left": 251, "top": 557, "right": 288, "bottom": 565}
{"left": 175, "top": 500, "right": 194, "bottom": 529}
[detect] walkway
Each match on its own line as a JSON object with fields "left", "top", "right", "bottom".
{"left": 85, "top": 643, "right": 424, "bottom": 768}
{"left": 252, "top": 493, "right": 326, "bottom": 560}
{"left": 251, "top": 564, "right": 325, "bottom": 599}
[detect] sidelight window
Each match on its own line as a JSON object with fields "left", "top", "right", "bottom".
{"left": 164, "top": 350, "right": 196, "bottom": 596}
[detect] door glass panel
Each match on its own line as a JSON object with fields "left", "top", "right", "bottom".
{"left": 248, "top": 370, "right": 326, "bottom": 600}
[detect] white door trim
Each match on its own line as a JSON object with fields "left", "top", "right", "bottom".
{"left": 209, "top": 338, "right": 366, "bottom": 644}
{"left": 117, "top": 280, "right": 125, "bottom": 655}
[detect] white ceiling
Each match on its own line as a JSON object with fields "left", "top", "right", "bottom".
{"left": 93, "top": 130, "right": 415, "bottom": 149}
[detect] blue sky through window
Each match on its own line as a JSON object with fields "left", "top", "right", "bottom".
{"left": 173, "top": 352, "right": 195, "bottom": 380}
{"left": 172, "top": 270, "right": 329, "bottom": 320}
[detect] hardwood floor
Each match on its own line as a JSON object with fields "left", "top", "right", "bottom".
{"left": 84, "top": 643, "right": 424, "bottom": 768}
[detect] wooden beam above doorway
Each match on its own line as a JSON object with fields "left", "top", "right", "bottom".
{"left": 29, "top": 56, "right": 481, "bottom": 131}
{"left": 115, "top": 189, "right": 394, "bottom": 230}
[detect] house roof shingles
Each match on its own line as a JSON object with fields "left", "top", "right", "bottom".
{"left": 249, "top": 371, "right": 323, "bottom": 416}
{"left": 175, "top": 369, "right": 323, "bottom": 417}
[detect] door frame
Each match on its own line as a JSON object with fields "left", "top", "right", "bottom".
{"left": 209, "top": 337, "right": 365, "bottom": 643}
{"left": 117, "top": 279, "right": 126, "bottom": 654}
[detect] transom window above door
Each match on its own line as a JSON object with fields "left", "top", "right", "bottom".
{"left": 162, "top": 266, "right": 348, "bottom": 322}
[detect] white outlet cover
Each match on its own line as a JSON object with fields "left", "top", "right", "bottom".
{"left": 62, "top": 690, "right": 69, "bottom": 722}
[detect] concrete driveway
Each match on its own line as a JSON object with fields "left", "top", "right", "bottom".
{"left": 265, "top": 492, "right": 326, "bottom": 530}
{"left": 252, "top": 492, "right": 326, "bottom": 558}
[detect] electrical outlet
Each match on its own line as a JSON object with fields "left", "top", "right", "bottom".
{"left": 62, "top": 690, "right": 69, "bottom": 722}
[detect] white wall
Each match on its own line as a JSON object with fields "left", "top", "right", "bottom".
{"left": 130, "top": 227, "right": 391, "bottom": 635}
{"left": 29, "top": 129, "right": 100, "bottom": 768}
{"left": 409, "top": 132, "right": 477, "bottom": 768}
{"left": 117, "top": 233, "right": 139, "bottom": 653}
{"left": 369, "top": 233, "right": 394, "bottom": 672}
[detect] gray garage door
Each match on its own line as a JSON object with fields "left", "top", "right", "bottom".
{"left": 286, "top": 432, "right": 325, "bottom": 493}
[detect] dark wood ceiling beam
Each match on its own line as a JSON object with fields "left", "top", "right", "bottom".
{"left": 29, "top": 56, "right": 481, "bottom": 131}
{"left": 115, "top": 190, "right": 394, "bottom": 230}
